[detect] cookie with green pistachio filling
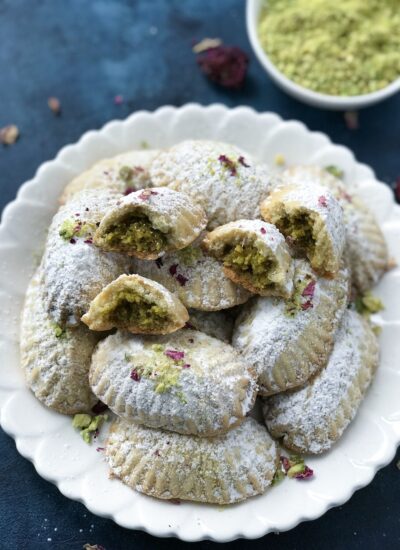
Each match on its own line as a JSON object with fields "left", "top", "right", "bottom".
{"left": 264, "top": 310, "right": 379, "bottom": 454}
{"left": 105, "top": 416, "right": 277, "bottom": 504}
{"left": 82, "top": 274, "right": 189, "bottom": 334}
{"left": 260, "top": 181, "right": 345, "bottom": 276}
{"left": 90, "top": 329, "right": 257, "bottom": 437}
{"left": 232, "top": 260, "right": 350, "bottom": 396}
{"left": 59, "top": 149, "right": 160, "bottom": 204}
{"left": 283, "top": 165, "right": 389, "bottom": 292}
{"left": 202, "top": 219, "right": 294, "bottom": 298}
{"left": 93, "top": 187, "right": 207, "bottom": 259}
{"left": 20, "top": 268, "right": 100, "bottom": 414}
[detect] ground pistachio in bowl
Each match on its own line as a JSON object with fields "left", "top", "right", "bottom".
{"left": 258, "top": 0, "right": 400, "bottom": 97}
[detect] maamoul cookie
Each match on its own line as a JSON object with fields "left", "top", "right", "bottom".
{"left": 283, "top": 165, "right": 389, "bottom": 292}
{"left": 94, "top": 187, "right": 207, "bottom": 259}
{"left": 60, "top": 149, "right": 159, "bottom": 204}
{"left": 82, "top": 274, "right": 189, "bottom": 334}
{"left": 188, "top": 309, "right": 234, "bottom": 343}
{"left": 20, "top": 269, "right": 99, "bottom": 414}
{"left": 150, "top": 140, "right": 277, "bottom": 229}
{"left": 232, "top": 260, "right": 350, "bottom": 395}
{"left": 41, "top": 189, "right": 131, "bottom": 326}
{"left": 260, "top": 181, "right": 345, "bottom": 276}
{"left": 203, "top": 219, "right": 294, "bottom": 298}
{"left": 105, "top": 417, "right": 278, "bottom": 504}
{"left": 264, "top": 309, "right": 379, "bottom": 454}
{"left": 132, "top": 239, "right": 251, "bottom": 311}
{"left": 90, "top": 329, "right": 256, "bottom": 436}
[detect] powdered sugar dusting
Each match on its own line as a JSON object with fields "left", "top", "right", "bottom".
{"left": 150, "top": 140, "right": 279, "bottom": 229}
{"left": 41, "top": 189, "right": 132, "bottom": 326}
{"left": 232, "top": 260, "right": 350, "bottom": 394}
{"left": 264, "top": 310, "right": 379, "bottom": 454}
{"left": 90, "top": 329, "right": 257, "bottom": 436}
{"left": 105, "top": 416, "right": 278, "bottom": 504}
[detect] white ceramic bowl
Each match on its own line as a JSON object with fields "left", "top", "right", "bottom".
{"left": 246, "top": 0, "right": 400, "bottom": 110}
{"left": 1, "top": 104, "right": 399, "bottom": 542}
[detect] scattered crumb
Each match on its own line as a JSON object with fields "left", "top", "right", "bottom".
{"left": 274, "top": 153, "right": 285, "bottom": 166}
{"left": 140, "top": 140, "right": 150, "bottom": 149}
{"left": 192, "top": 37, "right": 222, "bottom": 54}
{"left": 48, "top": 97, "right": 61, "bottom": 115}
{"left": 149, "top": 26, "right": 158, "bottom": 36}
{"left": 114, "top": 95, "right": 124, "bottom": 105}
{"left": 0, "top": 124, "right": 19, "bottom": 145}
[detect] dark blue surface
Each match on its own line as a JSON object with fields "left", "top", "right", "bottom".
{"left": 0, "top": 1, "right": 399, "bottom": 549}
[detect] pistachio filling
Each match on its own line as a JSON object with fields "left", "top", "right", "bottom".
{"left": 103, "top": 213, "right": 167, "bottom": 253}
{"left": 274, "top": 212, "right": 316, "bottom": 256}
{"left": 99, "top": 290, "right": 169, "bottom": 329}
{"left": 222, "top": 243, "right": 275, "bottom": 288}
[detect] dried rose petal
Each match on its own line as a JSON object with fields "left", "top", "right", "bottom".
{"left": 238, "top": 155, "right": 250, "bottom": 167}
{"left": 295, "top": 465, "right": 314, "bottom": 480}
{"left": 154, "top": 449, "right": 161, "bottom": 456}
{"left": 301, "top": 300, "right": 313, "bottom": 311}
{"left": 302, "top": 280, "right": 316, "bottom": 298}
{"left": 84, "top": 238, "right": 93, "bottom": 244}
{"left": 0, "top": 124, "right": 19, "bottom": 145}
{"left": 176, "top": 274, "right": 188, "bottom": 286}
{"left": 318, "top": 195, "right": 328, "bottom": 207}
{"left": 184, "top": 322, "right": 195, "bottom": 330}
{"left": 69, "top": 238, "right": 76, "bottom": 244}
{"left": 130, "top": 369, "right": 141, "bottom": 381}
{"left": 344, "top": 110, "right": 359, "bottom": 130}
{"left": 260, "top": 227, "right": 267, "bottom": 235}
{"left": 91, "top": 401, "right": 108, "bottom": 414}
{"left": 182, "top": 363, "right": 191, "bottom": 369}
{"left": 114, "top": 94, "right": 124, "bottom": 105}
{"left": 280, "top": 456, "right": 290, "bottom": 473}
{"left": 96, "top": 447, "right": 105, "bottom": 452}
{"left": 169, "top": 498, "right": 181, "bottom": 505}
{"left": 218, "top": 154, "right": 237, "bottom": 176}
{"left": 48, "top": 97, "right": 61, "bottom": 115}
{"left": 165, "top": 349, "right": 185, "bottom": 361}
{"left": 197, "top": 45, "right": 249, "bottom": 89}
{"left": 123, "top": 187, "right": 135, "bottom": 196}
{"left": 155, "top": 257, "right": 164, "bottom": 269}
{"left": 138, "top": 190, "right": 151, "bottom": 200}
{"left": 169, "top": 264, "right": 178, "bottom": 276}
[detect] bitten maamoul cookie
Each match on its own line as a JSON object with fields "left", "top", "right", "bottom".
{"left": 264, "top": 309, "right": 379, "bottom": 454}
{"left": 203, "top": 219, "right": 294, "bottom": 298}
{"left": 105, "top": 417, "right": 278, "bottom": 504}
{"left": 150, "top": 140, "right": 277, "bottom": 229}
{"left": 283, "top": 165, "right": 389, "bottom": 292}
{"left": 260, "top": 181, "right": 345, "bottom": 276}
{"left": 90, "top": 329, "right": 256, "bottom": 436}
{"left": 132, "top": 239, "right": 251, "bottom": 311}
{"left": 60, "top": 149, "right": 160, "bottom": 204}
{"left": 41, "top": 189, "right": 132, "bottom": 326}
{"left": 20, "top": 269, "right": 99, "bottom": 414}
{"left": 82, "top": 274, "right": 189, "bottom": 334}
{"left": 188, "top": 309, "right": 234, "bottom": 343}
{"left": 93, "top": 187, "right": 207, "bottom": 259}
{"left": 232, "top": 260, "right": 350, "bottom": 396}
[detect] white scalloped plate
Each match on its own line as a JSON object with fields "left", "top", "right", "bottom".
{"left": 1, "top": 104, "right": 399, "bottom": 542}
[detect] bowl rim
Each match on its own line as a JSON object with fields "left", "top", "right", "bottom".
{"left": 246, "top": 0, "right": 400, "bottom": 109}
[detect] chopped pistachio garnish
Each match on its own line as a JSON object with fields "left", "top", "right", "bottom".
{"left": 72, "top": 413, "right": 108, "bottom": 444}
{"left": 72, "top": 413, "right": 92, "bottom": 429}
{"left": 140, "top": 140, "right": 150, "bottom": 149}
{"left": 50, "top": 321, "right": 65, "bottom": 339}
{"left": 354, "top": 291, "right": 384, "bottom": 317}
{"left": 325, "top": 165, "right": 344, "bottom": 179}
{"left": 119, "top": 165, "right": 133, "bottom": 182}
{"left": 59, "top": 218, "right": 95, "bottom": 241}
{"left": 271, "top": 468, "right": 286, "bottom": 486}
{"left": 177, "top": 246, "right": 202, "bottom": 267}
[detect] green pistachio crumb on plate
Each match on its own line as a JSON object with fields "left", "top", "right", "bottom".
{"left": 325, "top": 165, "right": 344, "bottom": 179}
